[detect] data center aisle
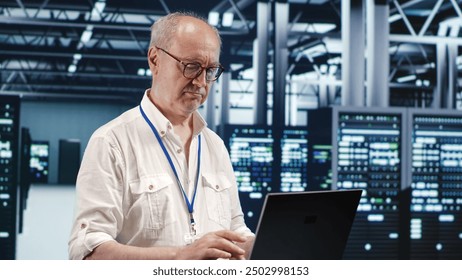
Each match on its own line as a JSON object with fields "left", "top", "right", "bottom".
{"left": 16, "top": 184, "right": 76, "bottom": 260}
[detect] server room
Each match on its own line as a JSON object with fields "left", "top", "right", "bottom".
{"left": 1, "top": 0, "right": 462, "bottom": 261}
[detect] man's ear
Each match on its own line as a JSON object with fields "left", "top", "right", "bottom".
{"left": 148, "top": 47, "right": 158, "bottom": 66}
{"left": 147, "top": 47, "right": 159, "bottom": 75}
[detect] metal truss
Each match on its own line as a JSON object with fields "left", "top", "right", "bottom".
{"left": 0, "top": 0, "right": 460, "bottom": 108}
{"left": 389, "top": 0, "right": 462, "bottom": 107}
{"left": 0, "top": 0, "right": 255, "bottom": 102}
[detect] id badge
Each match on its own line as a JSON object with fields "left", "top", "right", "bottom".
{"left": 184, "top": 231, "right": 201, "bottom": 245}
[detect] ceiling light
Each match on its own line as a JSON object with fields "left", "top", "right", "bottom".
{"left": 457, "top": 56, "right": 462, "bottom": 65}
{"left": 389, "top": 14, "right": 402, "bottom": 23}
{"left": 306, "top": 23, "right": 336, "bottom": 34}
{"left": 68, "top": 64, "right": 77, "bottom": 73}
{"left": 137, "top": 68, "right": 146, "bottom": 76}
{"left": 222, "top": 12, "right": 234, "bottom": 27}
{"left": 327, "top": 56, "right": 341, "bottom": 65}
{"left": 73, "top": 53, "right": 82, "bottom": 61}
{"left": 94, "top": 2, "right": 106, "bottom": 13}
{"left": 90, "top": 1, "right": 106, "bottom": 20}
{"left": 208, "top": 11, "right": 219, "bottom": 26}
{"left": 329, "top": 65, "right": 338, "bottom": 75}
{"left": 397, "top": 74, "right": 416, "bottom": 83}
{"left": 80, "top": 30, "right": 93, "bottom": 43}
{"left": 389, "top": 45, "right": 398, "bottom": 53}
{"left": 80, "top": 26, "right": 94, "bottom": 44}
{"left": 230, "top": 63, "right": 244, "bottom": 71}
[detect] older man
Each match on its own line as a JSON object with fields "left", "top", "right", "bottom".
{"left": 68, "top": 12, "right": 254, "bottom": 260}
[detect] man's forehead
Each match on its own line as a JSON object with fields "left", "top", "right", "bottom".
{"left": 175, "top": 17, "right": 219, "bottom": 42}
{"left": 165, "top": 16, "right": 221, "bottom": 60}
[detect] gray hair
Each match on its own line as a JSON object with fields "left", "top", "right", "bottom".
{"left": 149, "top": 12, "right": 222, "bottom": 50}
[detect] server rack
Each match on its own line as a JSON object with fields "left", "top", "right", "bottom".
{"left": 0, "top": 95, "right": 20, "bottom": 259}
{"left": 308, "top": 106, "right": 407, "bottom": 259}
{"left": 406, "top": 108, "right": 462, "bottom": 259}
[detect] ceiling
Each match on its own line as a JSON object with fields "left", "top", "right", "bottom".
{"left": 0, "top": 0, "right": 461, "bottom": 106}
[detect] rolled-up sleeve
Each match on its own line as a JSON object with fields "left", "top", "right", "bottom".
{"left": 68, "top": 134, "right": 125, "bottom": 260}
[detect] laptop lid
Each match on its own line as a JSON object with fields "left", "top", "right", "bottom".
{"left": 249, "top": 189, "right": 362, "bottom": 260}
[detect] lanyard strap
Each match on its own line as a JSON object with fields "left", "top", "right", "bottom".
{"left": 139, "top": 105, "right": 201, "bottom": 223}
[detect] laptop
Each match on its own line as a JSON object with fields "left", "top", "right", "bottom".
{"left": 249, "top": 189, "right": 362, "bottom": 260}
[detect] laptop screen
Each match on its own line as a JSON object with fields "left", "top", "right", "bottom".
{"left": 249, "top": 189, "right": 362, "bottom": 260}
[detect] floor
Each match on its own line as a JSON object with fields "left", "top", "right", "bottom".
{"left": 16, "top": 184, "right": 76, "bottom": 260}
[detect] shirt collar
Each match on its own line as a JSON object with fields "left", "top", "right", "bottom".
{"left": 141, "top": 89, "right": 207, "bottom": 137}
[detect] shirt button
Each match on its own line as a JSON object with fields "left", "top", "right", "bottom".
{"left": 148, "top": 185, "right": 154, "bottom": 190}
{"left": 215, "top": 185, "right": 220, "bottom": 190}
{"left": 177, "top": 148, "right": 182, "bottom": 153}
{"left": 160, "top": 130, "right": 166, "bottom": 136}
{"left": 167, "top": 124, "right": 172, "bottom": 130}
{"left": 80, "top": 223, "right": 87, "bottom": 229}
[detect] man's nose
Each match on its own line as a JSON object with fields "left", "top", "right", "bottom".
{"left": 192, "top": 70, "right": 207, "bottom": 87}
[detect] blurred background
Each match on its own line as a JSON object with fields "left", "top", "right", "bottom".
{"left": 1, "top": 0, "right": 462, "bottom": 259}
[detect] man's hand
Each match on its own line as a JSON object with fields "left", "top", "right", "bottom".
{"left": 235, "top": 236, "right": 254, "bottom": 260}
{"left": 174, "top": 230, "right": 248, "bottom": 260}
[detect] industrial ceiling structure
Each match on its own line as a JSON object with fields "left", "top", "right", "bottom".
{"left": 0, "top": 0, "right": 461, "bottom": 108}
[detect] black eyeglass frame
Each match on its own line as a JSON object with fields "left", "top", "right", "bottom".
{"left": 156, "top": 46, "right": 225, "bottom": 82}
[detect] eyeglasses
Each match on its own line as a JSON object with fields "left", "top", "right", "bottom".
{"left": 156, "top": 46, "right": 224, "bottom": 83}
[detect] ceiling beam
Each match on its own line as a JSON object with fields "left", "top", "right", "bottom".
{"left": 0, "top": 49, "right": 147, "bottom": 61}
{"left": 0, "top": 15, "right": 150, "bottom": 31}
{"left": 0, "top": 15, "right": 251, "bottom": 35}
{"left": 0, "top": 69, "right": 152, "bottom": 80}
{"left": 3, "top": 83, "right": 143, "bottom": 93}
{"left": 390, "top": 34, "right": 462, "bottom": 44}
{"left": 0, "top": 90, "right": 139, "bottom": 103}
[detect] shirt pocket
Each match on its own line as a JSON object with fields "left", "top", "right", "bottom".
{"left": 202, "top": 172, "right": 232, "bottom": 229}
{"left": 129, "top": 174, "right": 177, "bottom": 232}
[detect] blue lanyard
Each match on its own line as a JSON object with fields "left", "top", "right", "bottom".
{"left": 139, "top": 105, "right": 201, "bottom": 233}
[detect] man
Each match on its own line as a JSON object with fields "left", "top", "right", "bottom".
{"left": 68, "top": 12, "right": 254, "bottom": 260}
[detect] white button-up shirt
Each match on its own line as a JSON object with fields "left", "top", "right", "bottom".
{"left": 68, "top": 90, "right": 253, "bottom": 260}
